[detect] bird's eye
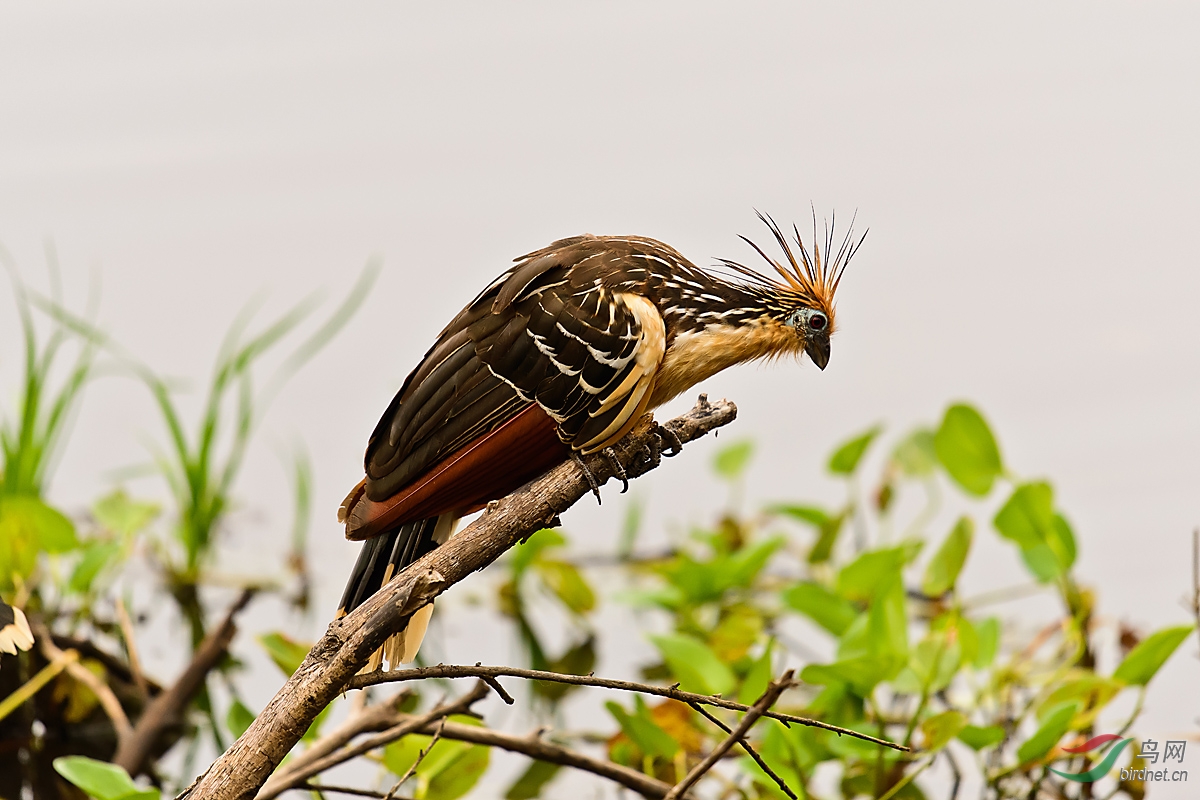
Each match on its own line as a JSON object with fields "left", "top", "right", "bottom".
{"left": 809, "top": 313, "right": 827, "bottom": 331}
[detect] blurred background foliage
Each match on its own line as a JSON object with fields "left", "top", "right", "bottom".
{"left": 1, "top": 265, "right": 1194, "bottom": 800}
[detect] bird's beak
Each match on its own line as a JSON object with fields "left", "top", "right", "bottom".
{"left": 806, "top": 338, "right": 830, "bottom": 371}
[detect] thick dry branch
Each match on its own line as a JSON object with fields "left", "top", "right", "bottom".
{"left": 664, "top": 672, "right": 795, "bottom": 800}
{"left": 180, "top": 397, "right": 737, "bottom": 800}
{"left": 349, "top": 662, "right": 906, "bottom": 752}
{"left": 115, "top": 589, "right": 255, "bottom": 776}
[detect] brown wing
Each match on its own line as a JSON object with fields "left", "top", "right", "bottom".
{"left": 343, "top": 235, "right": 667, "bottom": 539}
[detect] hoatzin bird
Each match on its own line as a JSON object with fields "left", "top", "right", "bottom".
{"left": 337, "top": 213, "right": 863, "bottom": 669}
{"left": 0, "top": 598, "right": 34, "bottom": 661}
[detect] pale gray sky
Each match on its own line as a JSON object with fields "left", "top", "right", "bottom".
{"left": 2, "top": 2, "right": 1197, "bottom": 795}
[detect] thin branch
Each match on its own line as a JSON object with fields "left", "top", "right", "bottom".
{"left": 256, "top": 682, "right": 490, "bottom": 800}
{"left": 180, "top": 397, "right": 738, "bottom": 800}
{"left": 264, "top": 689, "right": 413, "bottom": 785}
{"left": 114, "top": 589, "right": 255, "bottom": 776}
{"left": 34, "top": 620, "right": 134, "bottom": 745}
{"left": 349, "top": 663, "right": 906, "bottom": 752}
{"left": 687, "top": 701, "right": 796, "bottom": 799}
{"left": 115, "top": 597, "right": 149, "bottom": 699}
{"left": 663, "top": 671, "right": 795, "bottom": 800}
{"left": 399, "top": 716, "right": 674, "bottom": 799}
{"left": 300, "top": 785, "right": 410, "bottom": 800}
{"left": 384, "top": 717, "right": 445, "bottom": 800}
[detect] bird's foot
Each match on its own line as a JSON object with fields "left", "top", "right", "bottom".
{"left": 603, "top": 447, "right": 629, "bottom": 493}
{"left": 572, "top": 450, "right": 604, "bottom": 505}
{"left": 654, "top": 422, "right": 683, "bottom": 457}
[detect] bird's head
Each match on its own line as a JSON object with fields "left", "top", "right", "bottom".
{"left": 718, "top": 211, "right": 864, "bottom": 371}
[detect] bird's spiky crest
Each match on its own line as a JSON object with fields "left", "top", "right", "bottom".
{"left": 716, "top": 209, "right": 865, "bottom": 309}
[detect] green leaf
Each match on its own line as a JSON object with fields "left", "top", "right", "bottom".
{"left": 713, "top": 440, "right": 755, "bottom": 480}
{"left": 892, "top": 428, "right": 937, "bottom": 477}
{"left": 649, "top": 633, "right": 735, "bottom": 696}
{"left": 837, "top": 542, "right": 921, "bottom": 603}
{"left": 52, "top": 756, "right": 160, "bottom": 800}
{"left": 504, "top": 760, "right": 561, "bottom": 800}
{"left": 1017, "top": 702, "right": 1077, "bottom": 765}
{"left": 256, "top": 632, "right": 311, "bottom": 676}
{"left": 226, "top": 699, "right": 256, "bottom": 739}
{"left": 605, "top": 699, "right": 680, "bottom": 759}
{"left": 92, "top": 490, "right": 159, "bottom": 538}
{"left": 800, "top": 655, "right": 904, "bottom": 696}
{"left": 1112, "top": 624, "right": 1195, "bottom": 686}
{"left": 510, "top": 529, "right": 566, "bottom": 576}
{"left": 934, "top": 404, "right": 1002, "bottom": 496}
{"left": 920, "top": 710, "right": 967, "bottom": 752}
{"left": 972, "top": 617, "right": 1000, "bottom": 670}
{"left": 867, "top": 575, "right": 909, "bottom": 660}
{"left": 0, "top": 496, "right": 78, "bottom": 589}
{"left": 769, "top": 504, "right": 829, "bottom": 528}
{"left": 738, "top": 641, "right": 775, "bottom": 705}
{"left": 68, "top": 541, "right": 121, "bottom": 594}
{"left": 828, "top": 425, "right": 882, "bottom": 475}
{"left": 384, "top": 716, "right": 490, "bottom": 800}
{"left": 536, "top": 559, "right": 595, "bottom": 614}
{"left": 993, "top": 482, "right": 1054, "bottom": 549}
{"left": 958, "top": 724, "right": 1005, "bottom": 751}
{"left": 783, "top": 582, "right": 858, "bottom": 636}
{"left": 921, "top": 517, "right": 973, "bottom": 596}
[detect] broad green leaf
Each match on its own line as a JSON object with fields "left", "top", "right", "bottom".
{"left": 726, "top": 537, "right": 785, "bottom": 587}
{"left": 710, "top": 605, "right": 763, "bottom": 663}
{"left": 828, "top": 425, "right": 882, "bottom": 475}
{"left": 993, "top": 482, "right": 1054, "bottom": 549}
{"left": 69, "top": 541, "right": 121, "bottom": 594}
{"left": 605, "top": 699, "right": 679, "bottom": 759}
{"left": 895, "top": 636, "right": 961, "bottom": 695}
{"left": 1017, "top": 702, "right": 1077, "bottom": 764}
{"left": 504, "top": 760, "right": 561, "bottom": 800}
{"left": 867, "top": 575, "right": 909, "bottom": 660}
{"left": 0, "top": 496, "right": 78, "bottom": 589}
{"left": 958, "top": 724, "right": 1005, "bottom": 751}
{"left": 782, "top": 581, "right": 858, "bottom": 636}
{"left": 256, "top": 632, "right": 311, "bottom": 676}
{"left": 837, "top": 542, "right": 920, "bottom": 603}
{"left": 52, "top": 756, "right": 159, "bottom": 800}
{"left": 510, "top": 529, "right": 566, "bottom": 575}
{"left": 808, "top": 513, "right": 844, "bottom": 564}
{"left": 1113, "top": 624, "right": 1195, "bottom": 686}
{"left": 769, "top": 504, "right": 829, "bottom": 528}
{"left": 738, "top": 640, "right": 774, "bottom": 705}
{"left": 649, "top": 633, "right": 735, "bottom": 695}
{"left": 536, "top": 560, "right": 595, "bottom": 614}
{"left": 920, "top": 710, "right": 967, "bottom": 751}
{"left": 800, "top": 655, "right": 904, "bottom": 696}
{"left": 1039, "top": 674, "right": 1123, "bottom": 727}
{"left": 92, "top": 490, "right": 159, "bottom": 538}
{"left": 973, "top": 617, "right": 1000, "bottom": 669}
{"left": 892, "top": 428, "right": 937, "bottom": 477}
{"left": 921, "top": 517, "right": 973, "bottom": 596}
{"left": 713, "top": 440, "right": 755, "bottom": 480}
{"left": 226, "top": 699, "right": 256, "bottom": 739}
{"left": 1048, "top": 513, "right": 1077, "bottom": 570}
{"left": 935, "top": 404, "right": 1002, "bottom": 496}
{"left": 384, "top": 716, "right": 490, "bottom": 800}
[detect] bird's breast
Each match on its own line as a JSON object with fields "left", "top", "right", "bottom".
{"left": 649, "top": 320, "right": 802, "bottom": 409}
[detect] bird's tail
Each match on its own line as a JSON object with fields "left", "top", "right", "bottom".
{"left": 335, "top": 514, "right": 456, "bottom": 671}
{"left": 0, "top": 599, "right": 34, "bottom": 658}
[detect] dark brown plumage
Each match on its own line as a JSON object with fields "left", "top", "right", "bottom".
{"left": 337, "top": 214, "right": 863, "bottom": 668}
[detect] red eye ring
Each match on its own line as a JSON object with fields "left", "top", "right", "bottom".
{"left": 809, "top": 314, "right": 827, "bottom": 331}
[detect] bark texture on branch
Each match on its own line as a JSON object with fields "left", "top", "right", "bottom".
{"left": 179, "top": 396, "right": 737, "bottom": 800}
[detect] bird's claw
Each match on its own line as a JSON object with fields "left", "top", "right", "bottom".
{"left": 603, "top": 447, "right": 629, "bottom": 493}
{"left": 654, "top": 422, "right": 683, "bottom": 457}
{"left": 572, "top": 450, "right": 604, "bottom": 505}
